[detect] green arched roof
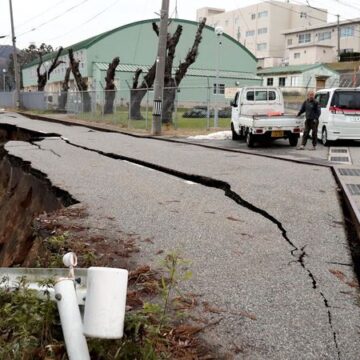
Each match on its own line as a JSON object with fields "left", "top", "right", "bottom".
{"left": 23, "top": 18, "right": 256, "bottom": 69}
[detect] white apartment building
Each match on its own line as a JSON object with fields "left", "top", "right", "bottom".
{"left": 196, "top": 1, "right": 327, "bottom": 68}
{"left": 283, "top": 18, "right": 360, "bottom": 66}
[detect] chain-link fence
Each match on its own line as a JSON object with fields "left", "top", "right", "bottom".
{"left": 1, "top": 86, "right": 234, "bottom": 131}
{"left": 2, "top": 78, "right": 360, "bottom": 131}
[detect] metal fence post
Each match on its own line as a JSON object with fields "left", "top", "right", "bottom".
{"left": 144, "top": 79, "right": 149, "bottom": 131}
{"left": 174, "top": 80, "right": 178, "bottom": 130}
{"left": 206, "top": 77, "right": 210, "bottom": 130}
{"left": 125, "top": 80, "right": 131, "bottom": 129}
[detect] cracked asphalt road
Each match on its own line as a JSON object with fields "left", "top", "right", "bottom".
{"left": 1, "top": 113, "right": 360, "bottom": 359}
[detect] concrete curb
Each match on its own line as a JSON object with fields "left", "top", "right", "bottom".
{"left": 332, "top": 167, "right": 360, "bottom": 238}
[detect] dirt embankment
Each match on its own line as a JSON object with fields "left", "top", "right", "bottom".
{"left": 0, "top": 126, "right": 76, "bottom": 266}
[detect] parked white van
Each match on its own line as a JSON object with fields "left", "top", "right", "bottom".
{"left": 315, "top": 88, "right": 360, "bottom": 145}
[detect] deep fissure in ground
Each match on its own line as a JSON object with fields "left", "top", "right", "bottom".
{"left": 0, "top": 124, "right": 77, "bottom": 267}
{"left": 62, "top": 137, "right": 348, "bottom": 359}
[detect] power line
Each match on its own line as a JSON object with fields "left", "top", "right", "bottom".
{"left": 16, "top": 0, "right": 69, "bottom": 30}
{"left": 265, "top": 1, "right": 360, "bottom": 40}
{"left": 44, "top": 0, "right": 121, "bottom": 42}
{"left": 288, "top": 0, "right": 360, "bottom": 36}
{"left": 18, "top": 0, "right": 90, "bottom": 37}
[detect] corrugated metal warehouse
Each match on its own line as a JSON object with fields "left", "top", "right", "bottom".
{"left": 22, "top": 18, "right": 261, "bottom": 103}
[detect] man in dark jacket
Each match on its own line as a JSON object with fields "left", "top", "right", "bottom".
{"left": 297, "top": 90, "right": 321, "bottom": 150}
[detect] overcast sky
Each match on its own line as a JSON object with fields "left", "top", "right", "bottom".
{"left": 0, "top": 0, "right": 359, "bottom": 49}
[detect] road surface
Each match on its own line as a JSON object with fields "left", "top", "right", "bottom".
{"left": 0, "top": 112, "right": 359, "bottom": 359}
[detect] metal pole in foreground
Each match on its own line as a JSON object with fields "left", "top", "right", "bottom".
{"left": 214, "top": 26, "right": 223, "bottom": 128}
{"left": 151, "top": 0, "right": 169, "bottom": 136}
{"left": 9, "top": 0, "right": 20, "bottom": 108}
{"left": 337, "top": 14, "right": 340, "bottom": 61}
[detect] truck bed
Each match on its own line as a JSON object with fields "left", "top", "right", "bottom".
{"left": 238, "top": 114, "right": 302, "bottom": 128}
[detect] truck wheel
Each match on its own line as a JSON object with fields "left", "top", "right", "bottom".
{"left": 231, "top": 123, "right": 240, "bottom": 140}
{"left": 322, "top": 127, "right": 329, "bottom": 146}
{"left": 289, "top": 134, "right": 298, "bottom": 147}
{"left": 246, "top": 132, "right": 255, "bottom": 147}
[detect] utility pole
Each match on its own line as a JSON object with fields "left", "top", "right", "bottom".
{"left": 337, "top": 14, "right": 340, "bottom": 61}
{"left": 9, "top": 0, "right": 20, "bottom": 108}
{"left": 151, "top": 0, "right": 169, "bottom": 136}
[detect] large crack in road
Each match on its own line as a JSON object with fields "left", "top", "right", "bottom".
{"left": 58, "top": 136, "right": 341, "bottom": 359}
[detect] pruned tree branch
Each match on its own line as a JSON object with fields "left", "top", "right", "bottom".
{"left": 47, "top": 47, "right": 64, "bottom": 80}
{"left": 132, "top": 68, "right": 143, "bottom": 89}
{"left": 105, "top": 56, "right": 120, "bottom": 90}
{"left": 69, "top": 48, "right": 87, "bottom": 91}
{"left": 62, "top": 67, "right": 71, "bottom": 92}
{"left": 165, "top": 25, "right": 182, "bottom": 81}
{"left": 175, "top": 17, "right": 206, "bottom": 85}
{"left": 152, "top": 22, "right": 159, "bottom": 36}
{"left": 68, "top": 48, "right": 91, "bottom": 112}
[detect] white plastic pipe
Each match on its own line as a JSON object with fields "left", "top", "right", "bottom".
{"left": 83, "top": 267, "right": 128, "bottom": 339}
{"left": 54, "top": 279, "right": 90, "bottom": 360}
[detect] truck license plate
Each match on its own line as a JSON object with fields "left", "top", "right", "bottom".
{"left": 271, "top": 130, "right": 284, "bottom": 137}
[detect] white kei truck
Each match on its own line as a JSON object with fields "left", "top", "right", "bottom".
{"left": 230, "top": 87, "right": 303, "bottom": 147}
{"left": 315, "top": 88, "right": 360, "bottom": 145}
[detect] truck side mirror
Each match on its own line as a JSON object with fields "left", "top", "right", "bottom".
{"left": 230, "top": 100, "right": 235, "bottom": 107}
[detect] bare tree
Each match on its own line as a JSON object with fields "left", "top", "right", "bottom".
{"left": 130, "top": 19, "right": 206, "bottom": 122}
{"left": 37, "top": 47, "right": 64, "bottom": 91}
{"left": 104, "top": 57, "right": 120, "bottom": 114}
{"left": 68, "top": 48, "right": 91, "bottom": 112}
{"left": 130, "top": 23, "right": 182, "bottom": 120}
{"left": 162, "top": 18, "right": 206, "bottom": 123}
{"left": 58, "top": 66, "right": 71, "bottom": 111}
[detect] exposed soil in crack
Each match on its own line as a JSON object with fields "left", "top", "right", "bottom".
{"left": 60, "top": 136, "right": 344, "bottom": 359}
{"left": 0, "top": 122, "right": 226, "bottom": 358}
{"left": 0, "top": 126, "right": 77, "bottom": 267}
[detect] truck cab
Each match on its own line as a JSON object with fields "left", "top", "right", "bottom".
{"left": 231, "top": 87, "right": 284, "bottom": 120}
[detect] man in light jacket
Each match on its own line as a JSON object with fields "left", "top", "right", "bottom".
{"left": 297, "top": 90, "right": 321, "bottom": 150}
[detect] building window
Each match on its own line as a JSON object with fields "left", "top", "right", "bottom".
{"left": 235, "top": 17, "right": 239, "bottom": 24}
{"left": 251, "top": 13, "right": 256, "bottom": 20}
{"left": 294, "top": 52, "right": 301, "bottom": 59}
{"left": 258, "top": 27, "right": 268, "bottom": 35}
{"left": 225, "top": 20, "right": 229, "bottom": 26}
{"left": 246, "top": 30, "right": 255, "bottom": 37}
{"left": 258, "top": 11, "right": 268, "bottom": 18}
{"left": 300, "top": 12, "right": 307, "bottom": 18}
{"left": 315, "top": 92, "right": 330, "bottom": 108}
{"left": 340, "top": 26, "right": 354, "bottom": 37}
{"left": 279, "top": 77, "right": 286, "bottom": 87}
{"left": 318, "top": 31, "right": 331, "bottom": 41}
{"left": 267, "top": 78, "right": 274, "bottom": 86}
{"left": 298, "top": 33, "right": 311, "bottom": 44}
{"left": 291, "top": 76, "right": 300, "bottom": 87}
{"left": 268, "top": 91, "right": 276, "bottom": 101}
{"left": 213, "top": 83, "right": 225, "bottom": 95}
{"left": 257, "top": 43, "right": 267, "bottom": 51}
{"left": 287, "top": 38, "right": 293, "bottom": 46}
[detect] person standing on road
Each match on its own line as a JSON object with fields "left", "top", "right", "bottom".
{"left": 297, "top": 90, "right": 321, "bottom": 150}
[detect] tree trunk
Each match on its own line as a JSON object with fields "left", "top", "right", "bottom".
{"left": 130, "top": 88, "right": 147, "bottom": 120}
{"left": 104, "top": 57, "right": 120, "bottom": 114}
{"left": 69, "top": 48, "right": 92, "bottom": 113}
{"left": 37, "top": 47, "right": 64, "bottom": 91}
{"left": 82, "top": 91, "right": 92, "bottom": 112}
{"left": 162, "top": 79, "right": 176, "bottom": 123}
{"left": 58, "top": 67, "right": 71, "bottom": 111}
{"left": 104, "top": 90, "right": 116, "bottom": 114}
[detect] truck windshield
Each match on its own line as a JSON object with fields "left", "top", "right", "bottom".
{"left": 331, "top": 91, "right": 360, "bottom": 110}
